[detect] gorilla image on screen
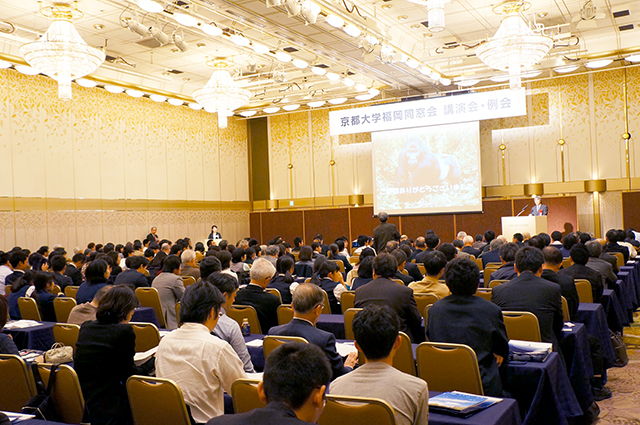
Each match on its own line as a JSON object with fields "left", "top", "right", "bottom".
{"left": 396, "top": 135, "right": 461, "bottom": 190}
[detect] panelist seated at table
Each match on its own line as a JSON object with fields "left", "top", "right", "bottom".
{"left": 492, "top": 247, "right": 564, "bottom": 352}
{"left": 330, "top": 305, "right": 429, "bottom": 425}
{"left": 234, "top": 259, "right": 281, "bottom": 334}
{"left": 355, "top": 253, "right": 424, "bottom": 343}
{"left": 427, "top": 258, "right": 510, "bottom": 397}
{"left": 269, "top": 283, "right": 358, "bottom": 380}
{"left": 67, "top": 285, "right": 113, "bottom": 326}
{"left": 156, "top": 281, "right": 247, "bottom": 424}
{"left": 0, "top": 296, "right": 19, "bottom": 355}
{"left": 207, "top": 342, "right": 332, "bottom": 425}
{"left": 559, "top": 244, "right": 604, "bottom": 303}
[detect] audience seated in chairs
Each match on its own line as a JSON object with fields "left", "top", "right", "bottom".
{"left": 67, "top": 285, "right": 113, "bottom": 325}
{"left": 0, "top": 296, "right": 19, "bottom": 355}
{"left": 351, "top": 256, "right": 374, "bottom": 291}
{"left": 487, "top": 243, "right": 519, "bottom": 284}
{"left": 7, "top": 269, "right": 35, "bottom": 319}
{"left": 408, "top": 251, "right": 450, "bottom": 299}
{"left": 156, "top": 280, "right": 247, "bottom": 423}
{"left": 152, "top": 255, "right": 185, "bottom": 330}
{"left": 30, "top": 271, "right": 60, "bottom": 322}
{"left": 49, "top": 254, "right": 73, "bottom": 292}
{"left": 76, "top": 259, "right": 111, "bottom": 305}
{"left": 309, "top": 260, "right": 348, "bottom": 315}
{"left": 327, "top": 243, "right": 352, "bottom": 273}
{"left": 391, "top": 249, "right": 414, "bottom": 286}
{"left": 234, "top": 259, "right": 281, "bottom": 333}
{"left": 180, "top": 249, "right": 201, "bottom": 280}
{"left": 114, "top": 256, "right": 150, "bottom": 290}
{"left": 541, "top": 247, "right": 579, "bottom": 320}
{"left": 269, "top": 256, "right": 295, "bottom": 305}
{"left": 330, "top": 304, "right": 429, "bottom": 425}
{"left": 294, "top": 246, "right": 315, "bottom": 278}
{"left": 559, "top": 244, "right": 604, "bottom": 303}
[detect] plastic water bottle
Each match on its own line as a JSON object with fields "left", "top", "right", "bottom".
{"left": 241, "top": 318, "right": 250, "bottom": 336}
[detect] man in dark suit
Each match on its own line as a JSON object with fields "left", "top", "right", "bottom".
{"left": 391, "top": 249, "right": 414, "bottom": 286}
{"left": 560, "top": 244, "right": 604, "bottom": 303}
{"left": 399, "top": 244, "right": 423, "bottom": 282}
{"left": 414, "top": 233, "right": 440, "bottom": 264}
{"left": 234, "top": 258, "right": 281, "bottom": 333}
{"left": 147, "top": 242, "right": 168, "bottom": 277}
{"left": 480, "top": 239, "right": 504, "bottom": 267}
{"left": 409, "top": 236, "right": 427, "bottom": 262}
{"left": 492, "top": 247, "right": 564, "bottom": 351}
{"left": 541, "top": 247, "right": 579, "bottom": 320}
{"left": 372, "top": 212, "right": 400, "bottom": 255}
{"left": 585, "top": 241, "right": 617, "bottom": 289}
{"left": 146, "top": 227, "right": 160, "bottom": 244}
{"left": 65, "top": 253, "right": 85, "bottom": 286}
{"left": 461, "top": 235, "right": 481, "bottom": 258}
{"left": 49, "top": 254, "right": 73, "bottom": 291}
{"left": 269, "top": 283, "right": 357, "bottom": 380}
{"left": 206, "top": 342, "right": 331, "bottom": 425}
{"left": 6, "top": 250, "right": 28, "bottom": 288}
{"left": 488, "top": 243, "right": 519, "bottom": 284}
{"left": 355, "top": 253, "right": 423, "bottom": 342}
{"left": 603, "top": 229, "right": 629, "bottom": 263}
{"left": 530, "top": 196, "right": 548, "bottom": 216}
{"left": 114, "top": 256, "right": 150, "bottom": 289}
{"left": 428, "top": 258, "right": 509, "bottom": 396}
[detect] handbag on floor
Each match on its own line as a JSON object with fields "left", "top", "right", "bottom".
{"left": 21, "top": 363, "right": 60, "bottom": 421}
{"left": 610, "top": 330, "right": 629, "bottom": 367}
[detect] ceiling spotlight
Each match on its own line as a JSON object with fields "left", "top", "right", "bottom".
{"left": 126, "top": 19, "right": 150, "bottom": 37}
{"left": 149, "top": 94, "right": 167, "bottom": 102}
{"left": 283, "top": 0, "right": 301, "bottom": 16}
{"left": 266, "top": 0, "right": 283, "bottom": 6}
{"left": 381, "top": 4, "right": 392, "bottom": 9}
{"left": 94, "top": 24, "right": 105, "bottom": 30}
{"left": 585, "top": 59, "right": 613, "bottom": 68}
{"left": 325, "top": 14, "right": 344, "bottom": 28}
{"left": 189, "top": 102, "right": 203, "bottom": 110}
{"left": 553, "top": 65, "right": 579, "bottom": 73}
{"left": 0, "top": 59, "right": 11, "bottom": 69}
{"left": 326, "top": 72, "right": 340, "bottom": 81}
{"left": 201, "top": 23, "right": 223, "bottom": 37}
{"left": 300, "top": 0, "right": 321, "bottom": 24}
{"left": 75, "top": 78, "right": 97, "bottom": 88}
{"left": 239, "top": 110, "right": 257, "bottom": 117}
{"left": 405, "top": 58, "right": 419, "bottom": 69}
{"left": 264, "top": 106, "right": 280, "bottom": 113}
{"left": 411, "top": 24, "right": 421, "bottom": 29}
{"left": 168, "top": 98, "right": 183, "bottom": 106}
{"left": 282, "top": 104, "right": 301, "bottom": 111}
{"left": 307, "top": 100, "right": 326, "bottom": 107}
{"left": 355, "top": 93, "right": 375, "bottom": 101}
{"left": 354, "top": 83, "right": 367, "bottom": 91}
{"left": 292, "top": 59, "right": 308, "bottom": 69}
{"left": 625, "top": 54, "right": 640, "bottom": 63}
{"left": 275, "top": 51, "right": 292, "bottom": 62}
{"left": 439, "top": 77, "right": 451, "bottom": 86}
{"left": 252, "top": 43, "right": 270, "bottom": 54}
{"left": 398, "top": 15, "right": 408, "bottom": 21}
{"left": 174, "top": 13, "right": 198, "bottom": 27}
{"left": 457, "top": 79, "right": 479, "bottom": 87}
{"left": 311, "top": 66, "right": 326, "bottom": 75}
{"left": 15, "top": 65, "right": 40, "bottom": 75}
{"left": 126, "top": 89, "right": 144, "bottom": 98}
{"left": 150, "top": 26, "right": 170, "bottom": 45}
{"left": 328, "top": 97, "right": 347, "bottom": 104}
{"left": 173, "top": 33, "right": 189, "bottom": 52}
{"left": 230, "top": 34, "right": 250, "bottom": 46}
{"left": 343, "top": 24, "right": 361, "bottom": 37}
{"left": 136, "top": 0, "right": 164, "bottom": 13}
{"left": 104, "top": 85, "right": 124, "bottom": 93}
{"left": 342, "top": 77, "right": 355, "bottom": 86}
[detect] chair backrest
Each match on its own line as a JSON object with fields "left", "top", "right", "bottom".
{"left": 318, "top": 395, "right": 396, "bottom": 425}
{"left": 181, "top": 276, "right": 196, "bottom": 288}
{"left": 53, "top": 297, "right": 77, "bottom": 323}
{"left": 415, "top": 342, "right": 484, "bottom": 395}
{"left": 612, "top": 252, "right": 625, "bottom": 268}
{"left": 293, "top": 252, "right": 300, "bottom": 262}
{"left": 175, "top": 301, "right": 181, "bottom": 325}
{"left": 392, "top": 331, "right": 416, "bottom": 376}
{"left": 502, "top": 311, "right": 541, "bottom": 342}
{"left": 265, "top": 288, "right": 283, "bottom": 303}
{"left": 344, "top": 308, "right": 363, "bottom": 340}
{"left": 575, "top": 279, "right": 593, "bottom": 303}
{"left": 340, "top": 291, "right": 356, "bottom": 314}
{"left": 231, "top": 379, "right": 265, "bottom": 413}
{"left": 474, "top": 258, "right": 483, "bottom": 271}
{"left": 64, "top": 285, "right": 79, "bottom": 299}
{"left": 350, "top": 255, "right": 359, "bottom": 265}
{"left": 0, "top": 355, "right": 36, "bottom": 412}
{"left": 127, "top": 376, "right": 191, "bottom": 425}
{"left": 263, "top": 335, "right": 308, "bottom": 358}
{"left": 562, "top": 258, "right": 572, "bottom": 270}
{"left": 228, "top": 305, "right": 262, "bottom": 334}
{"left": 329, "top": 259, "right": 345, "bottom": 273}
{"left": 135, "top": 287, "right": 166, "bottom": 328}
{"left": 277, "top": 304, "right": 294, "bottom": 325}
{"left": 423, "top": 304, "right": 432, "bottom": 329}
{"left": 417, "top": 264, "right": 426, "bottom": 275}
{"left": 18, "top": 297, "right": 42, "bottom": 321}
{"left": 392, "top": 279, "right": 405, "bottom": 286}
{"left": 304, "top": 278, "right": 312, "bottom": 283}
{"left": 561, "top": 296, "right": 570, "bottom": 322}
{"left": 5, "top": 285, "right": 11, "bottom": 295}
{"left": 52, "top": 323, "right": 81, "bottom": 352}
{"left": 37, "top": 363, "right": 85, "bottom": 424}
{"left": 130, "top": 322, "right": 161, "bottom": 352}
{"left": 474, "top": 288, "right": 492, "bottom": 302}
{"left": 483, "top": 265, "right": 501, "bottom": 284}
{"left": 320, "top": 289, "right": 331, "bottom": 314}
{"left": 488, "top": 279, "right": 509, "bottom": 289}
{"left": 52, "top": 284, "right": 61, "bottom": 295}
{"left": 414, "top": 293, "right": 439, "bottom": 321}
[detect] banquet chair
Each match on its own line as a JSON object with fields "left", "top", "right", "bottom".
{"left": 0, "top": 354, "right": 36, "bottom": 412}
{"left": 474, "top": 288, "right": 492, "bottom": 302}
{"left": 562, "top": 258, "right": 572, "bottom": 270}
{"left": 52, "top": 323, "right": 81, "bottom": 352}
{"left": 52, "top": 284, "right": 62, "bottom": 295}
{"left": 36, "top": 363, "right": 85, "bottom": 424}
{"left": 5, "top": 285, "right": 10, "bottom": 295}
{"left": 561, "top": 296, "right": 571, "bottom": 322}
{"left": 231, "top": 379, "right": 265, "bottom": 413}
{"left": 263, "top": 335, "right": 308, "bottom": 358}
{"left": 330, "top": 259, "right": 345, "bottom": 273}
{"left": 350, "top": 255, "right": 359, "bottom": 265}
{"left": 612, "top": 252, "right": 625, "bottom": 269}
{"left": 18, "top": 297, "right": 42, "bottom": 321}
{"left": 417, "top": 264, "right": 426, "bottom": 275}
{"left": 277, "top": 304, "right": 294, "bottom": 325}
{"left": 575, "top": 279, "right": 593, "bottom": 303}
{"left": 53, "top": 297, "right": 77, "bottom": 323}
{"left": 320, "top": 290, "right": 331, "bottom": 314}
{"left": 391, "top": 332, "right": 416, "bottom": 376}
{"left": 175, "top": 302, "right": 181, "bottom": 325}
{"left": 488, "top": 279, "right": 509, "bottom": 289}
{"left": 392, "top": 279, "right": 405, "bottom": 286}
{"left": 130, "top": 322, "right": 161, "bottom": 352}
{"left": 227, "top": 305, "right": 262, "bottom": 335}
{"left": 265, "top": 288, "right": 282, "bottom": 303}
{"left": 423, "top": 304, "right": 432, "bottom": 330}
{"left": 318, "top": 395, "right": 396, "bottom": 425}
{"left": 414, "top": 294, "right": 439, "bottom": 321}
{"left": 340, "top": 291, "right": 355, "bottom": 314}
{"left": 127, "top": 376, "right": 191, "bottom": 425}
{"left": 135, "top": 287, "right": 167, "bottom": 328}
{"left": 474, "top": 258, "right": 483, "bottom": 271}
{"left": 181, "top": 276, "right": 196, "bottom": 288}
{"left": 344, "top": 308, "right": 363, "bottom": 341}
{"left": 502, "top": 311, "right": 541, "bottom": 342}
{"left": 416, "top": 342, "right": 484, "bottom": 395}
{"left": 64, "top": 285, "right": 79, "bottom": 300}
{"left": 483, "top": 265, "right": 501, "bottom": 284}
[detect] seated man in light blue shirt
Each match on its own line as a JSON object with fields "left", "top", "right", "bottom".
{"left": 208, "top": 272, "right": 255, "bottom": 373}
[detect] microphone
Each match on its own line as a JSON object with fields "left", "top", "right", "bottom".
{"left": 516, "top": 205, "right": 529, "bottom": 217}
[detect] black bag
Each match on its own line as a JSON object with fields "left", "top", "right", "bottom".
{"left": 21, "top": 363, "right": 60, "bottom": 421}
{"left": 610, "top": 330, "right": 629, "bottom": 367}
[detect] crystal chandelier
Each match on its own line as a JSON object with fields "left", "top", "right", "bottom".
{"left": 475, "top": 1, "right": 552, "bottom": 90}
{"left": 193, "top": 62, "right": 251, "bottom": 128}
{"left": 404, "top": 0, "right": 450, "bottom": 32}
{"left": 20, "top": 1, "right": 105, "bottom": 100}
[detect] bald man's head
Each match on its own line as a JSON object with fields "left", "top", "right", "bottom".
{"left": 292, "top": 283, "right": 324, "bottom": 314}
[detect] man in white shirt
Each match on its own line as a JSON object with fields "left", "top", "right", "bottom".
{"left": 156, "top": 281, "right": 247, "bottom": 423}
{"left": 0, "top": 252, "right": 13, "bottom": 295}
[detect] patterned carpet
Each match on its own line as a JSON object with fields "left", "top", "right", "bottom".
{"left": 595, "top": 316, "right": 640, "bottom": 424}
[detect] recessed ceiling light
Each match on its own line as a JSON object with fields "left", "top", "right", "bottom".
{"left": 168, "top": 98, "right": 183, "bottom": 106}
{"left": 0, "top": 60, "right": 11, "bottom": 69}
{"left": 355, "top": 93, "right": 375, "bottom": 101}
{"left": 171, "top": 48, "right": 180, "bottom": 54}
{"left": 307, "top": 100, "right": 326, "bottom": 107}
{"left": 252, "top": 43, "right": 270, "bottom": 54}
{"left": 275, "top": 51, "right": 292, "bottom": 62}
{"left": 282, "top": 104, "right": 301, "bottom": 111}
{"left": 553, "top": 65, "right": 579, "bottom": 73}
{"left": 196, "top": 43, "right": 206, "bottom": 49}
{"left": 240, "top": 110, "right": 257, "bottom": 117}
{"left": 406, "top": 58, "right": 419, "bottom": 68}
{"left": 328, "top": 97, "right": 347, "bottom": 104}
{"left": 457, "top": 79, "right": 479, "bottom": 87}
{"left": 585, "top": 59, "right": 613, "bottom": 69}
{"left": 201, "top": 23, "right": 223, "bottom": 37}
{"left": 189, "top": 103, "right": 203, "bottom": 110}
{"left": 75, "top": 78, "right": 97, "bottom": 88}
{"left": 174, "top": 13, "right": 198, "bottom": 27}
{"left": 354, "top": 83, "right": 367, "bottom": 92}
{"left": 439, "top": 77, "right": 451, "bottom": 86}
{"left": 342, "top": 77, "right": 355, "bottom": 86}
{"left": 136, "top": 0, "right": 164, "bottom": 13}
{"left": 625, "top": 54, "right": 640, "bottom": 62}
{"left": 325, "top": 14, "right": 344, "bottom": 28}
{"left": 343, "top": 24, "right": 361, "bottom": 37}
{"left": 149, "top": 94, "right": 167, "bottom": 102}
{"left": 93, "top": 24, "right": 105, "bottom": 30}
{"left": 381, "top": 4, "right": 392, "bottom": 10}
{"left": 104, "top": 85, "right": 124, "bottom": 93}
{"left": 537, "top": 12, "right": 548, "bottom": 18}
{"left": 368, "top": 88, "right": 380, "bottom": 96}
{"left": 326, "top": 72, "right": 340, "bottom": 81}
{"left": 398, "top": 15, "right": 408, "bottom": 21}
{"left": 311, "top": 66, "right": 326, "bottom": 75}
{"left": 411, "top": 24, "right": 421, "bottom": 29}
{"left": 292, "top": 59, "right": 308, "bottom": 69}
{"left": 230, "top": 34, "right": 250, "bottom": 46}
{"left": 126, "top": 89, "right": 144, "bottom": 98}
{"left": 264, "top": 107, "right": 281, "bottom": 113}
{"left": 15, "top": 65, "right": 39, "bottom": 75}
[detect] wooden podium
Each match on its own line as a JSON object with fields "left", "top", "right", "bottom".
{"left": 501, "top": 216, "right": 547, "bottom": 240}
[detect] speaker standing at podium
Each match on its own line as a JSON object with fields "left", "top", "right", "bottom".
{"left": 530, "top": 196, "right": 548, "bottom": 216}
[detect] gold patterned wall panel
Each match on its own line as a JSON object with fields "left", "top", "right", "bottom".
{"left": 268, "top": 114, "right": 293, "bottom": 199}
{"left": 0, "top": 212, "right": 16, "bottom": 249}
{"left": 11, "top": 104, "right": 47, "bottom": 198}
{"left": 576, "top": 192, "right": 594, "bottom": 235}
{"left": 600, "top": 191, "right": 623, "bottom": 232}
{"left": 289, "top": 112, "right": 312, "bottom": 199}
{"left": 166, "top": 126, "right": 188, "bottom": 201}
{"left": 44, "top": 104, "right": 75, "bottom": 199}
{"left": 100, "top": 117, "right": 127, "bottom": 200}
{"left": 593, "top": 70, "right": 626, "bottom": 180}
{"left": 73, "top": 114, "right": 102, "bottom": 199}
{"left": 202, "top": 119, "right": 222, "bottom": 201}
{"left": 626, "top": 67, "right": 640, "bottom": 178}
{"left": 185, "top": 126, "right": 205, "bottom": 201}
{"left": 310, "top": 109, "right": 333, "bottom": 198}
{"left": 0, "top": 99, "right": 14, "bottom": 197}
{"left": 122, "top": 122, "right": 148, "bottom": 200}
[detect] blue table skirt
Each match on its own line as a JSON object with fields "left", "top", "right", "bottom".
{"left": 601, "top": 288, "right": 628, "bottom": 332}
{"left": 575, "top": 303, "right": 615, "bottom": 368}
{"left": 131, "top": 306, "right": 159, "bottom": 327}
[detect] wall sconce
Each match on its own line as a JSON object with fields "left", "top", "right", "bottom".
{"left": 349, "top": 194, "right": 364, "bottom": 207}
{"left": 523, "top": 183, "right": 543, "bottom": 196}
{"left": 584, "top": 179, "right": 606, "bottom": 193}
